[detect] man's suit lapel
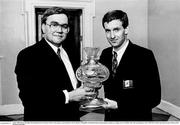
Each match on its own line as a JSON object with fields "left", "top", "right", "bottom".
{"left": 39, "top": 39, "right": 60, "bottom": 62}
{"left": 107, "top": 47, "right": 113, "bottom": 69}
{"left": 39, "top": 39, "right": 74, "bottom": 90}
{"left": 115, "top": 41, "right": 133, "bottom": 75}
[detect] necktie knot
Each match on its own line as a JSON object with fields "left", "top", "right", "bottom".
{"left": 113, "top": 51, "right": 117, "bottom": 58}
{"left": 57, "top": 48, "right": 61, "bottom": 60}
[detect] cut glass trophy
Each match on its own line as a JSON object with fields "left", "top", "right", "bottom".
{"left": 76, "top": 47, "right": 110, "bottom": 112}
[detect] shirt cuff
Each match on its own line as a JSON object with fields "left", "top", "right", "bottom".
{"left": 63, "top": 90, "right": 69, "bottom": 104}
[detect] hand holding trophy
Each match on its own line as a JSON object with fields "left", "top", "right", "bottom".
{"left": 76, "top": 47, "right": 110, "bottom": 112}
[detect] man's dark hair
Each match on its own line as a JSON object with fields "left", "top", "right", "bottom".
{"left": 41, "top": 7, "right": 69, "bottom": 24}
{"left": 102, "top": 10, "right": 129, "bottom": 29}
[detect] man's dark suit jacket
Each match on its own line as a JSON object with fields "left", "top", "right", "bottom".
{"left": 15, "top": 38, "right": 80, "bottom": 121}
{"left": 100, "top": 41, "right": 161, "bottom": 121}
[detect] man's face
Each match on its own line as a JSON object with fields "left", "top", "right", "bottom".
{"left": 104, "top": 19, "right": 128, "bottom": 50}
{"left": 42, "top": 14, "right": 69, "bottom": 47}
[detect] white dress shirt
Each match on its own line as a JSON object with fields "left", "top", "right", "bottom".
{"left": 113, "top": 40, "right": 129, "bottom": 66}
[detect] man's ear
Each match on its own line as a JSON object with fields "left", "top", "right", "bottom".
{"left": 124, "top": 26, "right": 129, "bottom": 35}
{"left": 42, "top": 24, "right": 45, "bottom": 34}
{"left": 67, "top": 27, "right": 70, "bottom": 33}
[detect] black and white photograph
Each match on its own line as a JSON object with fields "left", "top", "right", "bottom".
{"left": 0, "top": 0, "right": 180, "bottom": 124}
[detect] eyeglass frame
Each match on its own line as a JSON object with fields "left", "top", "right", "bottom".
{"left": 46, "top": 21, "right": 69, "bottom": 32}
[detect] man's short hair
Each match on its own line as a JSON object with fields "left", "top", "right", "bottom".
{"left": 102, "top": 10, "right": 129, "bottom": 29}
{"left": 41, "top": 7, "right": 69, "bottom": 24}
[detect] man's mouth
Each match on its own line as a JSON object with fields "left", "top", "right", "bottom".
{"left": 110, "top": 40, "right": 116, "bottom": 43}
{"left": 54, "top": 34, "right": 63, "bottom": 38}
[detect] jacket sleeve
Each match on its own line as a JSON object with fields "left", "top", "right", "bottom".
{"left": 145, "top": 51, "right": 161, "bottom": 108}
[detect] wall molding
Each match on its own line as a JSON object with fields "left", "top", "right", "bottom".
{"left": 0, "top": 99, "right": 180, "bottom": 119}
{"left": 157, "top": 100, "right": 180, "bottom": 119}
{"left": 0, "top": 56, "right": 3, "bottom": 105}
{"left": 0, "top": 104, "right": 23, "bottom": 115}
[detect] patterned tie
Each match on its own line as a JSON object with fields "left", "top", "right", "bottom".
{"left": 112, "top": 51, "right": 118, "bottom": 77}
{"left": 57, "top": 48, "right": 61, "bottom": 60}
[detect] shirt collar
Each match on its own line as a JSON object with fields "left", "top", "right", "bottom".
{"left": 45, "top": 38, "right": 62, "bottom": 53}
{"left": 113, "top": 39, "right": 129, "bottom": 56}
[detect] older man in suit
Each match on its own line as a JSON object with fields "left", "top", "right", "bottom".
{"left": 100, "top": 10, "right": 161, "bottom": 121}
{"left": 15, "top": 7, "right": 94, "bottom": 121}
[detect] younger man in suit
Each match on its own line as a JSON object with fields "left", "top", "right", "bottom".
{"left": 100, "top": 10, "right": 161, "bottom": 121}
{"left": 15, "top": 7, "right": 94, "bottom": 121}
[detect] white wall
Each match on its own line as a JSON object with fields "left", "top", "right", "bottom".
{"left": 148, "top": 0, "right": 180, "bottom": 107}
{"left": 0, "top": 0, "right": 24, "bottom": 105}
{"left": 0, "top": 0, "right": 2, "bottom": 105}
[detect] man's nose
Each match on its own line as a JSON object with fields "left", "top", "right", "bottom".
{"left": 56, "top": 26, "right": 63, "bottom": 33}
{"left": 110, "top": 31, "right": 115, "bottom": 39}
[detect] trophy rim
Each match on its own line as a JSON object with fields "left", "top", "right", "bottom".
{"left": 84, "top": 47, "right": 100, "bottom": 59}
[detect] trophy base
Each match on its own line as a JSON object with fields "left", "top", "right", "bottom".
{"left": 79, "top": 98, "right": 107, "bottom": 112}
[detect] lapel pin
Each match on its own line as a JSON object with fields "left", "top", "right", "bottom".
{"left": 123, "top": 80, "right": 133, "bottom": 89}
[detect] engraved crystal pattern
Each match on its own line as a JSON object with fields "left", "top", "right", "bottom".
{"left": 76, "top": 47, "right": 110, "bottom": 112}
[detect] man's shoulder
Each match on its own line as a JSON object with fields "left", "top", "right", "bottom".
{"left": 102, "top": 47, "right": 112, "bottom": 53}
{"left": 130, "top": 42, "right": 153, "bottom": 55}
{"left": 128, "top": 42, "right": 156, "bottom": 62}
{"left": 17, "top": 41, "right": 43, "bottom": 58}
{"left": 19, "top": 43, "right": 37, "bottom": 54}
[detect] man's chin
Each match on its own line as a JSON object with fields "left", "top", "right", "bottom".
{"left": 54, "top": 38, "right": 65, "bottom": 43}
{"left": 111, "top": 43, "right": 118, "bottom": 47}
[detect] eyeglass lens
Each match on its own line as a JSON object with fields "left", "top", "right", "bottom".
{"left": 47, "top": 21, "right": 69, "bottom": 30}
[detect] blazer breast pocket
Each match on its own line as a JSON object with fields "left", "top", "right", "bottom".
{"left": 123, "top": 80, "right": 134, "bottom": 89}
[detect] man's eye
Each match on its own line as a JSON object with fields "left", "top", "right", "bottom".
{"left": 51, "top": 23, "right": 58, "bottom": 27}
{"left": 105, "top": 30, "right": 110, "bottom": 33}
{"left": 62, "top": 24, "right": 68, "bottom": 28}
{"left": 114, "top": 28, "right": 120, "bottom": 32}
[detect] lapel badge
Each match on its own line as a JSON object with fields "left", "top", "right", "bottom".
{"left": 123, "top": 80, "right": 133, "bottom": 89}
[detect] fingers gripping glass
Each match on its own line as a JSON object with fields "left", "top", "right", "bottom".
{"left": 46, "top": 22, "right": 69, "bottom": 32}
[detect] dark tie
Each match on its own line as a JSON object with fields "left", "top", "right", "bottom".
{"left": 112, "top": 51, "right": 118, "bottom": 77}
{"left": 57, "top": 48, "right": 61, "bottom": 60}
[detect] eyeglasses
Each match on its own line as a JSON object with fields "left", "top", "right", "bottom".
{"left": 46, "top": 22, "right": 69, "bottom": 32}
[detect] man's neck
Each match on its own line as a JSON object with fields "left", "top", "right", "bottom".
{"left": 113, "top": 38, "right": 128, "bottom": 52}
{"left": 44, "top": 37, "right": 61, "bottom": 48}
